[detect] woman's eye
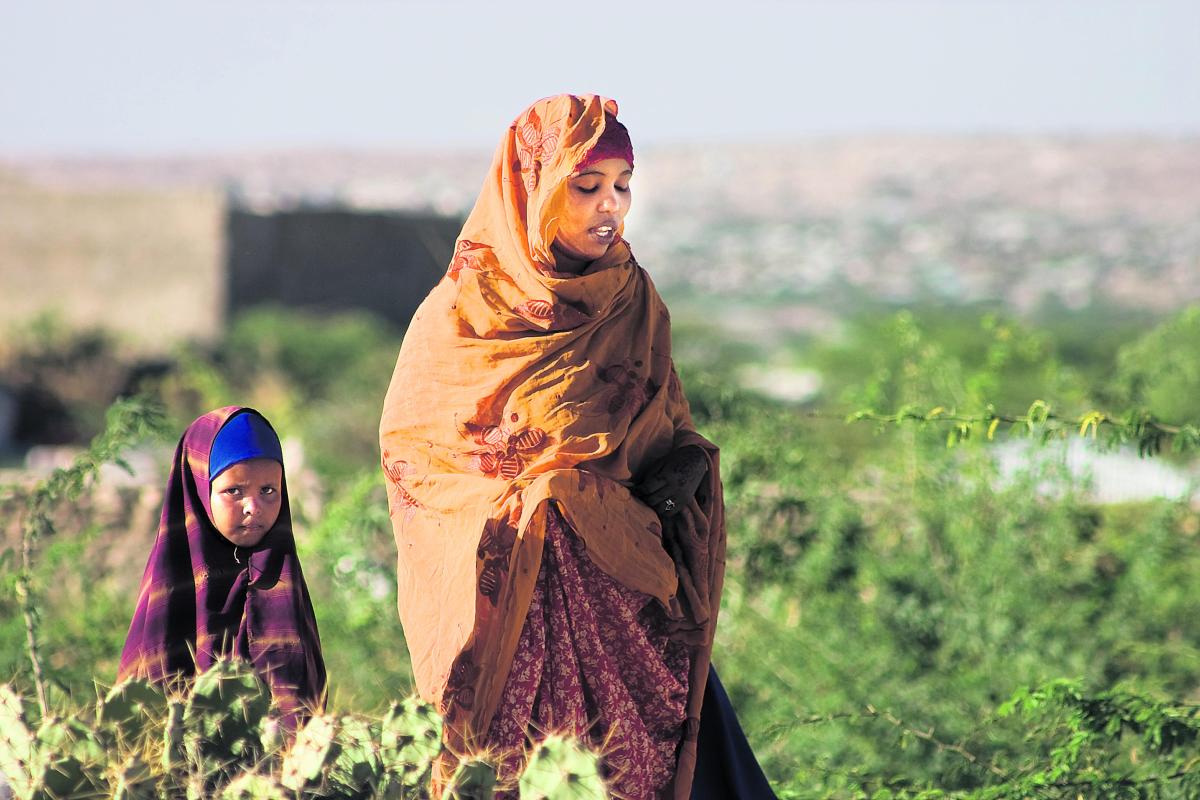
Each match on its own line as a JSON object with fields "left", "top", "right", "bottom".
{"left": 262, "top": 487, "right": 276, "bottom": 496}
{"left": 616, "top": 184, "right": 630, "bottom": 193}
{"left": 574, "top": 184, "right": 599, "bottom": 194}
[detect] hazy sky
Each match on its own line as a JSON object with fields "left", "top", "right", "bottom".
{"left": 3, "top": 0, "right": 1197, "bottom": 156}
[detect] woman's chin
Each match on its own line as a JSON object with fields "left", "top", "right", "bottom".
{"left": 552, "top": 240, "right": 607, "bottom": 269}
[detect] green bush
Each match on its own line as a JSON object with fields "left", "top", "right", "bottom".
{"left": 3, "top": 305, "right": 1200, "bottom": 797}
{"left": 1112, "top": 306, "right": 1200, "bottom": 426}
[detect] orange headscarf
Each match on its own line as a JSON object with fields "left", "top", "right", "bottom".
{"left": 379, "top": 94, "right": 724, "bottom": 798}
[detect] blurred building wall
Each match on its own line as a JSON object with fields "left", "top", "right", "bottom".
{"left": 225, "top": 206, "right": 461, "bottom": 330}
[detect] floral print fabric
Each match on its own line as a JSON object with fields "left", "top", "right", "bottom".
{"left": 487, "top": 506, "right": 689, "bottom": 800}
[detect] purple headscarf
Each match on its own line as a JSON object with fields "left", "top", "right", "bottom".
{"left": 575, "top": 111, "right": 634, "bottom": 172}
{"left": 118, "top": 406, "right": 326, "bottom": 729}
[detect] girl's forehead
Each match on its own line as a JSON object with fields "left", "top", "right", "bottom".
{"left": 212, "top": 458, "right": 283, "bottom": 485}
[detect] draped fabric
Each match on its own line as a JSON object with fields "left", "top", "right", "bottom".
{"left": 691, "top": 667, "right": 779, "bottom": 800}
{"left": 118, "top": 407, "right": 326, "bottom": 729}
{"left": 379, "top": 94, "right": 725, "bottom": 798}
{"left": 486, "top": 506, "right": 690, "bottom": 799}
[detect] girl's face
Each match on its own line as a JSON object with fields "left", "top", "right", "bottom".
{"left": 209, "top": 458, "right": 283, "bottom": 547}
{"left": 550, "top": 157, "right": 633, "bottom": 272}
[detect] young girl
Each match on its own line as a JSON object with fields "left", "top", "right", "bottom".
{"left": 118, "top": 406, "right": 326, "bottom": 728}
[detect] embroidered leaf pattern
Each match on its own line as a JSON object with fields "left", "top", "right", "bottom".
{"left": 444, "top": 651, "right": 480, "bottom": 712}
{"left": 595, "top": 359, "right": 657, "bottom": 418}
{"left": 515, "top": 299, "right": 555, "bottom": 320}
{"left": 384, "top": 453, "right": 427, "bottom": 527}
{"left": 448, "top": 239, "right": 491, "bottom": 280}
{"left": 509, "top": 427, "right": 547, "bottom": 451}
{"left": 514, "top": 108, "right": 561, "bottom": 193}
{"left": 513, "top": 299, "right": 588, "bottom": 329}
{"left": 476, "top": 515, "right": 518, "bottom": 606}
{"left": 463, "top": 418, "right": 550, "bottom": 480}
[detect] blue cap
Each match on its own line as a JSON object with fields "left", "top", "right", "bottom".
{"left": 209, "top": 412, "right": 284, "bottom": 482}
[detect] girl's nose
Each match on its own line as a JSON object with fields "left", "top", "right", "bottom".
{"left": 598, "top": 191, "right": 618, "bottom": 212}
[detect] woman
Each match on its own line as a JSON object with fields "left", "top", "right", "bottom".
{"left": 379, "top": 95, "right": 725, "bottom": 799}
{"left": 119, "top": 406, "right": 326, "bottom": 731}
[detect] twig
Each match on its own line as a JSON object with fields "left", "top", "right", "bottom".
{"left": 5, "top": 396, "right": 168, "bottom": 717}
{"left": 864, "top": 704, "right": 1008, "bottom": 778}
{"left": 796, "top": 402, "right": 1199, "bottom": 457}
{"left": 768, "top": 705, "right": 1008, "bottom": 779}
{"left": 17, "top": 505, "right": 50, "bottom": 716}
{"left": 835, "top": 409, "right": 1183, "bottom": 437}
{"left": 762, "top": 710, "right": 861, "bottom": 737}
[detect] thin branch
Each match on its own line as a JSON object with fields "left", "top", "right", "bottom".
{"left": 6, "top": 396, "right": 168, "bottom": 717}
{"left": 17, "top": 507, "right": 50, "bottom": 716}
{"left": 864, "top": 704, "right": 1009, "bottom": 778}
{"left": 795, "top": 402, "right": 1200, "bottom": 456}
{"left": 767, "top": 705, "right": 1009, "bottom": 779}
{"left": 761, "top": 710, "right": 862, "bottom": 737}
{"left": 834, "top": 409, "right": 1183, "bottom": 437}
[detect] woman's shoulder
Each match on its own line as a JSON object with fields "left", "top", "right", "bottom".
{"left": 630, "top": 256, "right": 671, "bottom": 323}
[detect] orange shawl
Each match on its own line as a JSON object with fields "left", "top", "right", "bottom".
{"left": 379, "top": 94, "right": 724, "bottom": 798}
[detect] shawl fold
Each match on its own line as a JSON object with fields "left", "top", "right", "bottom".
{"left": 380, "top": 95, "right": 725, "bottom": 799}
{"left": 118, "top": 407, "right": 326, "bottom": 729}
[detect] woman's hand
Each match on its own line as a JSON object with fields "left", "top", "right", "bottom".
{"left": 634, "top": 445, "right": 708, "bottom": 517}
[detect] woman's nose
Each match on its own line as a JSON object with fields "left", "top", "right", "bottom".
{"left": 597, "top": 190, "right": 619, "bottom": 212}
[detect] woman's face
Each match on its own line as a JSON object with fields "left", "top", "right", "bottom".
{"left": 209, "top": 458, "right": 283, "bottom": 548}
{"left": 550, "top": 157, "right": 633, "bottom": 271}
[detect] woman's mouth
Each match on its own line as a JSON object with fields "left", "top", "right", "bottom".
{"left": 590, "top": 225, "right": 616, "bottom": 243}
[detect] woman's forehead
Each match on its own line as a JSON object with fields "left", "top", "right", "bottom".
{"left": 572, "top": 159, "right": 634, "bottom": 179}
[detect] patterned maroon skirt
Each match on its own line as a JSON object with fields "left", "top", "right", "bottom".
{"left": 485, "top": 504, "right": 690, "bottom": 799}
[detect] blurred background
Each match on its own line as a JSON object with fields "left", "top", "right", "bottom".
{"left": 2, "top": 1, "right": 1200, "bottom": 796}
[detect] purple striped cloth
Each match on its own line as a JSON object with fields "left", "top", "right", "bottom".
{"left": 118, "top": 406, "right": 326, "bottom": 729}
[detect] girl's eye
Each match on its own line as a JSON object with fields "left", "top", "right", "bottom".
{"left": 262, "top": 487, "right": 277, "bottom": 496}
{"left": 616, "top": 184, "right": 630, "bottom": 193}
{"left": 225, "top": 488, "right": 241, "bottom": 497}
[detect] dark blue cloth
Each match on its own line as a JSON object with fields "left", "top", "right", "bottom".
{"left": 208, "top": 410, "right": 283, "bottom": 481}
{"left": 691, "top": 665, "right": 778, "bottom": 800}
